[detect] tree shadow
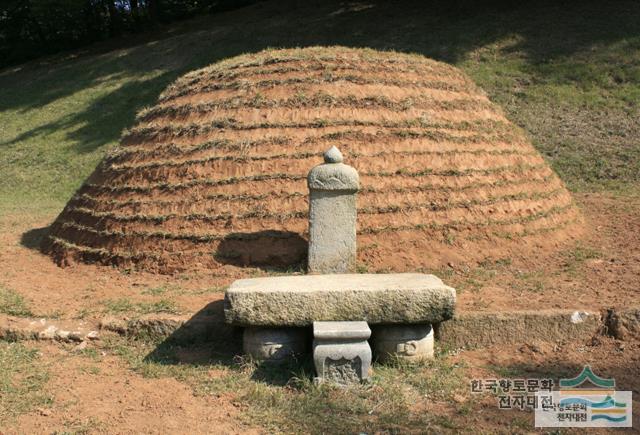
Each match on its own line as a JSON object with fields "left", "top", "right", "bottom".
{"left": 143, "top": 299, "right": 315, "bottom": 385}
{"left": 0, "top": 64, "right": 178, "bottom": 154}
{"left": 215, "top": 231, "right": 307, "bottom": 271}
{"left": 20, "top": 226, "right": 51, "bottom": 250}
{"left": 1, "top": 0, "right": 638, "bottom": 159}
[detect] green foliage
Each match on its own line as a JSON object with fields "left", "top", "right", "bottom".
{"left": 0, "top": 0, "right": 259, "bottom": 68}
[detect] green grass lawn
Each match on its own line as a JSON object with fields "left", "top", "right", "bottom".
{"left": 1, "top": 0, "right": 638, "bottom": 217}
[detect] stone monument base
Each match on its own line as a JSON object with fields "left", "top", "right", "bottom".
{"left": 313, "top": 321, "right": 371, "bottom": 385}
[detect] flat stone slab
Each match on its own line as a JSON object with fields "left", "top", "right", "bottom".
{"left": 0, "top": 315, "right": 99, "bottom": 342}
{"left": 224, "top": 273, "right": 456, "bottom": 326}
{"left": 436, "top": 310, "right": 601, "bottom": 349}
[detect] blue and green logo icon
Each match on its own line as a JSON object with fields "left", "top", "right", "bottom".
{"left": 559, "top": 366, "right": 628, "bottom": 424}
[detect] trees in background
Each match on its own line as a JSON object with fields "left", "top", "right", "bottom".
{"left": 0, "top": 0, "right": 255, "bottom": 68}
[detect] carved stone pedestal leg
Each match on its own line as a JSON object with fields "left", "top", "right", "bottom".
{"left": 371, "top": 324, "right": 434, "bottom": 363}
{"left": 243, "top": 327, "right": 308, "bottom": 363}
{"left": 313, "top": 321, "right": 371, "bottom": 385}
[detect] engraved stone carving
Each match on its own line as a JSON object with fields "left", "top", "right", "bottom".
{"left": 324, "top": 357, "right": 361, "bottom": 384}
{"left": 371, "top": 324, "right": 434, "bottom": 363}
{"left": 312, "top": 321, "right": 371, "bottom": 385}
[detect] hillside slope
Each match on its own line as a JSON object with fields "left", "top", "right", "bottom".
{"left": 0, "top": 0, "right": 638, "bottom": 217}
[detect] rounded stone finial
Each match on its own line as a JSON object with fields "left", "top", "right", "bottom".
{"left": 323, "top": 146, "right": 343, "bottom": 164}
{"left": 308, "top": 145, "right": 358, "bottom": 192}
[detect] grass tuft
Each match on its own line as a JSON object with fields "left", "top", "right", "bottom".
{"left": 0, "top": 286, "right": 33, "bottom": 317}
{"left": 0, "top": 343, "right": 51, "bottom": 421}
{"left": 103, "top": 298, "right": 181, "bottom": 315}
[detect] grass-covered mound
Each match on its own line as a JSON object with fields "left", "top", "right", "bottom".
{"left": 42, "top": 47, "right": 581, "bottom": 273}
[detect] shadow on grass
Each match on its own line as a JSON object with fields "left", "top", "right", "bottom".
{"left": 20, "top": 226, "right": 50, "bottom": 250}
{"left": 143, "top": 299, "right": 315, "bottom": 385}
{"left": 1, "top": 0, "right": 638, "bottom": 156}
{"left": 143, "top": 300, "right": 240, "bottom": 365}
{"left": 248, "top": 356, "right": 315, "bottom": 386}
{"left": 0, "top": 69, "right": 176, "bottom": 154}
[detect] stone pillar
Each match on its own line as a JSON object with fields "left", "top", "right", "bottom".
{"left": 313, "top": 321, "right": 371, "bottom": 385}
{"left": 307, "top": 146, "right": 359, "bottom": 274}
{"left": 243, "top": 327, "right": 309, "bottom": 363}
{"left": 371, "top": 324, "right": 434, "bottom": 363}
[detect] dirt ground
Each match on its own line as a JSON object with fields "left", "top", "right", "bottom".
{"left": 0, "top": 192, "right": 637, "bottom": 320}
{"left": 449, "top": 336, "right": 640, "bottom": 432}
{"left": 8, "top": 342, "right": 255, "bottom": 435}
{"left": 2, "top": 333, "right": 638, "bottom": 433}
{"left": 1, "top": 191, "right": 639, "bottom": 433}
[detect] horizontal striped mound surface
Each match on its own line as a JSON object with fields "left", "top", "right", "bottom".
{"left": 43, "top": 47, "right": 582, "bottom": 274}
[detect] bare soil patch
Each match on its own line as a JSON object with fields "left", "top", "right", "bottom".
{"left": 445, "top": 337, "right": 640, "bottom": 432}
{"left": 2, "top": 342, "right": 255, "bottom": 434}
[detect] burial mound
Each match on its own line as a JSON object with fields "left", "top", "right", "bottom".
{"left": 43, "top": 47, "right": 582, "bottom": 273}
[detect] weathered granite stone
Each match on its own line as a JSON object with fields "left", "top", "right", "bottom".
{"left": 243, "top": 327, "right": 309, "bottom": 362}
{"left": 307, "top": 163, "right": 359, "bottom": 191}
{"left": 313, "top": 321, "right": 371, "bottom": 384}
{"left": 38, "top": 325, "right": 57, "bottom": 340}
{"left": 307, "top": 146, "right": 359, "bottom": 274}
{"left": 372, "top": 324, "right": 434, "bottom": 363}
{"left": 224, "top": 273, "right": 456, "bottom": 326}
{"left": 0, "top": 316, "right": 99, "bottom": 342}
{"left": 608, "top": 307, "right": 640, "bottom": 340}
{"left": 436, "top": 310, "right": 600, "bottom": 349}
{"left": 323, "top": 145, "right": 344, "bottom": 164}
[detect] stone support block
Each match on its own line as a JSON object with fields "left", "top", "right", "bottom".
{"left": 313, "top": 321, "right": 371, "bottom": 385}
{"left": 372, "top": 324, "right": 434, "bottom": 363}
{"left": 243, "top": 327, "right": 309, "bottom": 362}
